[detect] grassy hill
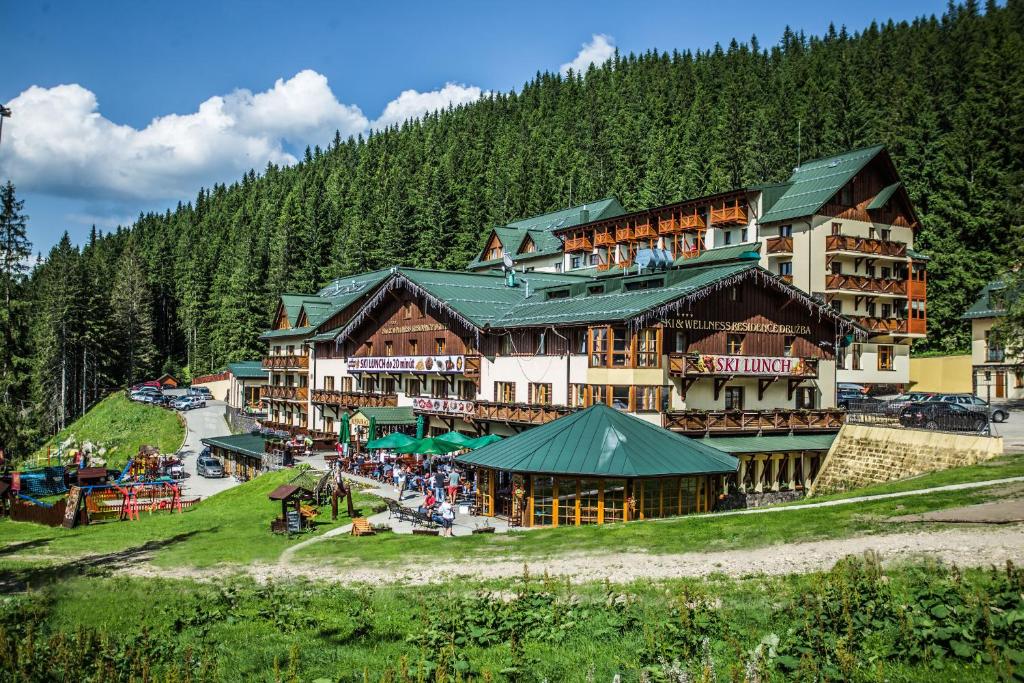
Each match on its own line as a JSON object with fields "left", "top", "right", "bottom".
{"left": 28, "top": 392, "right": 185, "bottom": 469}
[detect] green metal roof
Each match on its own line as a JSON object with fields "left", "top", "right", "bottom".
{"left": 673, "top": 242, "right": 761, "bottom": 268}
{"left": 867, "top": 181, "right": 902, "bottom": 210}
{"left": 201, "top": 434, "right": 267, "bottom": 460}
{"left": 506, "top": 197, "right": 625, "bottom": 231}
{"left": 227, "top": 361, "right": 267, "bottom": 380}
{"left": 760, "top": 145, "right": 885, "bottom": 224}
{"left": 962, "top": 279, "right": 1015, "bottom": 320}
{"left": 259, "top": 325, "right": 316, "bottom": 340}
{"left": 457, "top": 403, "right": 738, "bottom": 477}
{"left": 699, "top": 433, "right": 837, "bottom": 454}
{"left": 278, "top": 294, "right": 321, "bottom": 327}
{"left": 353, "top": 406, "right": 417, "bottom": 425}
{"left": 907, "top": 248, "right": 931, "bottom": 262}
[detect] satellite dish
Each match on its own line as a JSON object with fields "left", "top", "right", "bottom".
{"left": 635, "top": 249, "right": 653, "bottom": 270}
{"left": 502, "top": 253, "right": 514, "bottom": 270}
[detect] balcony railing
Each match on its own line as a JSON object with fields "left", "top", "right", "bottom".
{"left": 261, "top": 385, "right": 309, "bottom": 401}
{"left": 766, "top": 236, "right": 793, "bottom": 254}
{"left": 310, "top": 389, "right": 398, "bottom": 408}
{"left": 781, "top": 274, "right": 794, "bottom": 284}
{"left": 634, "top": 221, "right": 657, "bottom": 239}
{"left": 826, "top": 274, "right": 908, "bottom": 296}
{"left": 710, "top": 204, "right": 747, "bottom": 226}
{"left": 849, "top": 316, "right": 909, "bottom": 334}
{"left": 668, "top": 354, "right": 819, "bottom": 379}
{"left": 473, "top": 400, "right": 574, "bottom": 425}
{"left": 986, "top": 349, "right": 1006, "bottom": 363}
{"left": 261, "top": 419, "right": 309, "bottom": 434}
{"left": 663, "top": 408, "right": 845, "bottom": 435}
{"left": 826, "top": 234, "right": 907, "bottom": 258}
{"left": 614, "top": 224, "right": 634, "bottom": 242}
{"left": 594, "top": 229, "right": 615, "bottom": 247}
{"left": 262, "top": 354, "right": 310, "bottom": 370}
{"left": 564, "top": 234, "right": 593, "bottom": 252}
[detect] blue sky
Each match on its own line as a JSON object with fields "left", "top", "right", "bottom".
{"left": 1, "top": 0, "right": 946, "bottom": 253}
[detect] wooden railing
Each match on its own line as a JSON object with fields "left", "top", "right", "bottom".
{"left": 261, "top": 385, "right": 309, "bottom": 401}
{"left": 849, "top": 316, "right": 909, "bottom": 334}
{"left": 663, "top": 408, "right": 844, "bottom": 435}
{"left": 781, "top": 274, "right": 794, "bottom": 284}
{"left": 594, "top": 229, "right": 615, "bottom": 247}
{"left": 766, "top": 236, "right": 793, "bottom": 254}
{"left": 668, "top": 354, "right": 819, "bottom": 378}
{"left": 310, "top": 390, "right": 398, "bottom": 408}
{"left": 564, "top": 234, "right": 593, "bottom": 252}
{"left": 634, "top": 221, "right": 657, "bottom": 239}
{"left": 262, "top": 354, "right": 310, "bottom": 370}
{"left": 614, "top": 224, "right": 634, "bottom": 242}
{"left": 826, "top": 234, "right": 907, "bottom": 258}
{"left": 710, "top": 204, "right": 747, "bottom": 225}
{"left": 261, "top": 419, "right": 309, "bottom": 433}
{"left": 463, "top": 354, "right": 482, "bottom": 379}
{"left": 473, "top": 401, "right": 574, "bottom": 425}
{"left": 826, "top": 274, "right": 907, "bottom": 296}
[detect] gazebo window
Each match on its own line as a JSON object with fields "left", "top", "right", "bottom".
{"left": 557, "top": 478, "right": 578, "bottom": 526}
{"left": 680, "top": 477, "right": 699, "bottom": 514}
{"left": 603, "top": 479, "right": 626, "bottom": 523}
{"left": 641, "top": 479, "right": 662, "bottom": 519}
{"left": 578, "top": 479, "right": 601, "bottom": 525}
{"left": 532, "top": 476, "right": 554, "bottom": 526}
{"left": 661, "top": 477, "right": 681, "bottom": 516}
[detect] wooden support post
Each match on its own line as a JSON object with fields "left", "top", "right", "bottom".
{"left": 753, "top": 455, "right": 766, "bottom": 493}
{"left": 713, "top": 377, "right": 729, "bottom": 401}
{"left": 770, "top": 455, "right": 782, "bottom": 492}
{"left": 787, "top": 453, "right": 796, "bottom": 491}
{"left": 738, "top": 456, "right": 748, "bottom": 494}
{"left": 788, "top": 378, "right": 802, "bottom": 401}
{"left": 758, "top": 377, "right": 779, "bottom": 401}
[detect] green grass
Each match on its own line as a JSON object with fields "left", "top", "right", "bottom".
{"left": 27, "top": 392, "right": 185, "bottom": 470}
{"left": 0, "top": 468, "right": 382, "bottom": 570}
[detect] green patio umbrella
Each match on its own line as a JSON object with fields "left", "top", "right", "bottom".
{"left": 466, "top": 433, "right": 503, "bottom": 449}
{"left": 339, "top": 412, "right": 350, "bottom": 446}
{"left": 396, "top": 437, "right": 451, "bottom": 456}
{"left": 366, "top": 431, "right": 416, "bottom": 450}
{"left": 433, "top": 431, "right": 476, "bottom": 449}
{"left": 368, "top": 415, "right": 377, "bottom": 443}
{"left": 415, "top": 414, "right": 426, "bottom": 439}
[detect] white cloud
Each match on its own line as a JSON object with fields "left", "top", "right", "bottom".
{"left": 0, "top": 70, "right": 368, "bottom": 202}
{"left": 371, "top": 82, "right": 485, "bottom": 129}
{"left": 560, "top": 34, "right": 616, "bottom": 75}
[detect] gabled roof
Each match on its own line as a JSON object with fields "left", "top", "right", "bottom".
{"left": 202, "top": 433, "right": 267, "bottom": 459}
{"left": 963, "top": 279, "right": 1016, "bottom": 320}
{"left": 260, "top": 325, "right": 316, "bottom": 340}
{"left": 277, "top": 294, "right": 322, "bottom": 328}
{"left": 673, "top": 242, "right": 761, "bottom": 268}
{"left": 457, "top": 403, "right": 738, "bottom": 477}
{"left": 760, "top": 145, "right": 886, "bottom": 224}
{"left": 227, "top": 361, "right": 267, "bottom": 380}
{"left": 353, "top": 406, "right": 417, "bottom": 425}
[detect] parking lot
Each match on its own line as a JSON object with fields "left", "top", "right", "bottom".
{"left": 991, "top": 406, "right": 1024, "bottom": 453}
{"left": 163, "top": 390, "right": 239, "bottom": 499}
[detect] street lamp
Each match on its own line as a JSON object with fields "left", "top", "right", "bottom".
{"left": 0, "top": 104, "right": 10, "bottom": 148}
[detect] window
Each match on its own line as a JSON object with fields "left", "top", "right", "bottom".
{"left": 636, "top": 386, "right": 660, "bottom": 412}
{"left": 588, "top": 253, "right": 600, "bottom": 266}
{"left": 528, "top": 383, "right": 552, "bottom": 405}
{"left": 637, "top": 328, "right": 659, "bottom": 368}
{"left": 590, "top": 327, "right": 609, "bottom": 367}
{"left": 458, "top": 380, "right": 475, "bottom": 400}
{"left": 852, "top": 343, "right": 862, "bottom": 370}
{"left": 837, "top": 345, "right": 847, "bottom": 370}
{"left": 881, "top": 266, "right": 891, "bottom": 280}
{"left": 405, "top": 378, "right": 421, "bottom": 396}
{"left": 434, "top": 338, "right": 446, "bottom": 354}
{"left": 831, "top": 299, "right": 842, "bottom": 314}
{"left": 866, "top": 302, "right": 876, "bottom": 317}
{"left": 779, "top": 261, "right": 793, "bottom": 276}
{"left": 881, "top": 303, "right": 891, "bottom": 319}
{"left": 779, "top": 224, "right": 792, "bottom": 237}
{"left": 384, "top": 341, "right": 394, "bottom": 356}
{"left": 403, "top": 302, "right": 414, "bottom": 319}
{"left": 324, "top": 416, "right": 334, "bottom": 434}
{"left": 878, "top": 345, "right": 894, "bottom": 371}
{"left": 324, "top": 376, "right": 335, "bottom": 391}
{"left": 430, "top": 379, "right": 448, "bottom": 398}
{"left": 587, "top": 285, "right": 604, "bottom": 295}
{"left": 728, "top": 286, "right": 743, "bottom": 302}
{"left": 868, "top": 226, "right": 877, "bottom": 239}
{"left": 381, "top": 378, "right": 396, "bottom": 394}
{"left": 494, "top": 381, "right": 516, "bottom": 403}
{"left": 985, "top": 331, "right": 1005, "bottom": 362}
{"left": 795, "top": 387, "right": 816, "bottom": 409}
{"left": 610, "top": 327, "right": 630, "bottom": 367}
{"left": 831, "top": 261, "right": 843, "bottom": 275}
{"left": 866, "top": 265, "right": 876, "bottom": 278}
{"left": 570, "top": 255, "right": 582, "bottom": 269}
{"left": 341, "top": 376, "right": 353, "bottom": 392}
{"left": 361, "top": 375, "right": 377, "bottom": 393}
{"left": 727, "top": 334, "right": 745, "bottom": 355}
{"left": 363, "top": 341, "right": 373, "bottom": 355}
{"left": 725, "top": 386, "right": 744, "bottom": 410}
{"left": 784, "top": 335, "right": 796, "bottom": 357}
{"left": 591, "top": 384, "right": 606, "bottom": 406}
{"left": 611, "top": 385, "right": 631, "bottom": 410}
{"left": 672, "top": 331, "right": 688, "bottom": 354}
{"left": 408, "top": 338, "right": 418, "bottom": 355}
{"left": 831, "top": 222, "right": 842, "bottom": 236}
{"left": 840, "top": 184, "right": 853, "bottom": 206}
{"left": 569, "top": 384, "right": 587, "bottom": 408}
{"left": 723, "top": 230, "right": 732, "bottom": 245}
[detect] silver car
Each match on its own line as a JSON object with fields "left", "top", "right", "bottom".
{"left": 197, "top": 456, "right": 224, "bottom": 478}
{"left": 927, "top": 394, "right": 1009, "bottom": 423}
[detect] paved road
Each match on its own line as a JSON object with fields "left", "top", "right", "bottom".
{"left": 165, "top": 391, "right": 237, "bottom": 499}
{"left": 992, "top": 407, "right": 1024, "bottom": 453}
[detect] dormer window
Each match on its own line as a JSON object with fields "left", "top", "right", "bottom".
{"left": 487, "top": 246, "right": 503, "bottom": 261}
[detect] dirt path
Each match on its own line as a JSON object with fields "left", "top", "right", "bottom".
{"left": 122, "top": 524, "right": 1024, "bottom": 585}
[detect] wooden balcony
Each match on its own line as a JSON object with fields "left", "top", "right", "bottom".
{"left": 594, "top": 229, "right": 616, "bottom": 247}
{"left": 261, "top": 419, "right": 309, "bottom": 434}
{"left": 261, "top": 385, "right": 309, "bottom": 401}
{"left": 564, "top": 234, "right": 593, "bottom": 252}
{"left": 634, "top": 221, "right": 657, "bottom": 239}
{"left": 463, "top": 355, "right": 481, "bottom": 379}
{"left": 262, "top": 354, "right": 310, "bottom": 370}
{"left": 614, "top": 224, "right": 635, "bottom": 242}
{"left": 781, "top": 274, "right": 794, "bottom": 284}
{"left": 850, "top": 316, "right": 909, "bottom": 335}
{"left": 710, "top": 204, "right": 747, "bottom": 226}
{"left": 473, "top": 401, "right": 574, "bottom": 426}
{"left": 766, "top": 236, "right": 793, "bottom": 254}
{"left": 310, "top": 389, "right": 398, "bottom": 408}
{"left": 663, "top": 408, "right": 845, "bottom": 436}
{"left": 668, "top": 354, "right": 819, "bottom": 379}
{"left": 826, "top": 274, "right": 907, "bottom": 296}
{"left": 826, "top": 234, "right": 907, "bottom": 258}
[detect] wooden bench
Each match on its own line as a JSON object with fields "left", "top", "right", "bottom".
{"left": 384, "top": 498, "right": 437, "bottom": 528}
{"left": 351, "top": 518, "right": 376, "bottom": 536}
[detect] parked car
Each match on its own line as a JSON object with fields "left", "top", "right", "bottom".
{"left": 925, "top": 393, "right": 1009, "bottom": 423}
{"left": 838, "top": 389, "right": 882, "bottom": 410}
{"left": 881, "top": 391, "right": 935, "bottom": 416}
{"left": 152, "top": 395, "right": 174, "bottom": 407}
{"left": 188, "top": 387, "right": 212, "bottom": 398}
{"left": 197, "top": 456, "right": 224, "bottom": 478}
{"left": 131, "top": 391, "right": 158, "bottom": 403}
{"left": 898, "top": 401, "right": 990, "bottom": 433}
{"left": 171, "top": 396, "right": 195, "bottom": 410}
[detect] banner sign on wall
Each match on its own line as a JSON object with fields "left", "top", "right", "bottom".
{"left": 347, "top": 355, "right": 467, "bottom": 374}
{"left": 687, "top": 355, "right": 812, "bottom": 377}
{"left": 412, "top": 397, "right": 475, "bottom": 415}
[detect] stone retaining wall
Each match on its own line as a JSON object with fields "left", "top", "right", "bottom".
{"left": 808, "top": 424, "right": 1003, "bottom": 496}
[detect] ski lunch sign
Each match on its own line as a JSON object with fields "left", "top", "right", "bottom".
{"left": 347, "top": 355, "right": 467, "bottom": 374}
{"left": 685, "top": 354, "right": 813, "bottom": 377}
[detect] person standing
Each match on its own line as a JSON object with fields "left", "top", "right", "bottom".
{"left": 396, "top": 464, "right": 407, "bottom": 501}
{"left": 432, "top": 470, "right": 446, "bottom": 502}
{"left": 447, "top": 469, "right": 461, "bottom": 504}
{"left": 438, "top": 499, "right": 455, "bottom": 536}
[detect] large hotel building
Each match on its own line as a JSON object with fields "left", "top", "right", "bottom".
{"left": 247, "top": 145, "right": 927, "bottom": 511}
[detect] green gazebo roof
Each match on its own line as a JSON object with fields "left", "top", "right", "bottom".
{"left": 353, "top": 406, "right": 417, "bottom": 425}
{"left": 457, "top": 404, "right": 738, "bottom": 478}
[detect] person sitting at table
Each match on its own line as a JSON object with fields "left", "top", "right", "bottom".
{"left": 420, "top": 490, "right": 437, "bottom": 516}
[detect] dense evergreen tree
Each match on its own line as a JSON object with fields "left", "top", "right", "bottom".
{"left": 0, "top": 182, "right": 33, "bottom": 453}
{"left": 3, "top": 1, "right": 1023, "bottom": 452}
